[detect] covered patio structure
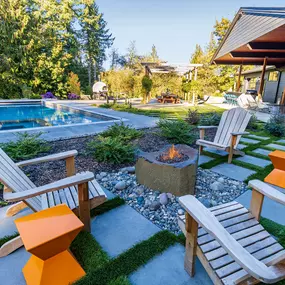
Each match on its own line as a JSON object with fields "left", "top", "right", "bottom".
{"left": 211, "top": 7, "right": 285, "bottom": 104}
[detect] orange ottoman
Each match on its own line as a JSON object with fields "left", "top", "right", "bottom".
{"left": 15, "top": 204, "right": 85, "bottom": 285}
{"left": 265, "top": 150, "right": 285, "bottom": 188}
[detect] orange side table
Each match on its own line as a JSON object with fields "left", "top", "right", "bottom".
{"left": 265, "top": 150, "right": 285, "bottom": 188}
{"left": 15, "top": 204, "right": 86, "bottom": 285}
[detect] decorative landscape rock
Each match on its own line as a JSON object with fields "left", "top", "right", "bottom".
{"left": 159, "top": 193, "right": 169, "bottom": 205}
{"left": 135, "top": 145, "right": 198, "bottom": 196}
{"left": 210, "top": 181, "right": 224, "bottom": 191}
{"left": 115, "top": 181, "right": 127, "bottom": 190}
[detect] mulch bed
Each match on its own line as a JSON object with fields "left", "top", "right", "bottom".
{"left": 0, "top": 127, "right": 216, "bottom": 203}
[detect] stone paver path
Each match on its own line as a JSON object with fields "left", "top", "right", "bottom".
{"left": 204, "top": 147, "right": 228, "bottom": 157}
{"left": 237, "top": 144, "right": 247, "bottom": 150}
{"left": 277, "top": 139, "right": 285, "bottom": 144}
{"left": 247, "top": 135, "right": 270, "bottom": 140}
{"left": 129, "top": 244, "right": 212, "bottom": 285}
{"left": 235, "top": 155, "right": 271, "bottom": 167}
{"left": 240, "top": 138, "right": 260, "bottom": 144}
{"left": 211, "top": 163, "right": 256, "bottom": 181}
{"left": 198, "top": 155, "right": 214, "bottom": 165}
{"left": 252, "top": 148, "right": 272, "bottom": 156}
{"left": 91, "top": 205, "right": 161, "bottom": 258}
{"left": 266, "top": 143, "right": 285, "bottom": 151}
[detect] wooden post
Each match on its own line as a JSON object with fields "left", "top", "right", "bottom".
{"left": 78, "top": 182, "right": 91, "bottom": 232}
{"left": 281, "top": 87, "right": 285, "bottom": 105}
{"left": 199, "top": 129, "right": 205, "bottom": 154}
{"left": 250, "top": 189, "right": 264, "bottom": 221}
{"left": 65, "top": 157, "right": 76, "bottom": 177}
{"left": 236, "top": 64, "right": 243, "bottom": 92}
{"left": 228, "top": 135, "right": 237, "bottom": 164}
{"left": 258, "top": 57, "right": 268, "bottom": 100}
{"left": 184, "top": 212, "right": 198, "bottom": 277}
{"left": 194, "top": 68, "right": 198, "bottom": 81}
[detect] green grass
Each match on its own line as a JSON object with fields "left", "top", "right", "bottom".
{"left": 0, "top": 232, "right": 19, "bottom": 248}
{"left": 75, "top": 230, "right": 178, "bottom": 285}
{"left": 97, "top": 103, "right": 225, "bottom": 119}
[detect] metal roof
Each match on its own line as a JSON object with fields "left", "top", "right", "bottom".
{"left": 212, "top": 7, "right": 285, "bottom": 66}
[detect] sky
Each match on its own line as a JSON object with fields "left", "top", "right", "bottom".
{"left": 97, "top": 0, "right": 285, "bottom": 68}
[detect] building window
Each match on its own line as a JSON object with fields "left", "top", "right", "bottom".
{"left": 268, "top": 71, "right": 279, "bottom": 82}
{"left": 248, "top": 78, "right": 257, "bottom": 90}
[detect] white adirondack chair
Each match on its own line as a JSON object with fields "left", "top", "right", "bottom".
{"left": 178, "top": 180, "right": 285, "bottom": 284}
{"left": 196, "top": 107, "right": 252, "bottom": 163}
{"left": 0, "top": 148, "right": 107, "bottom": 257}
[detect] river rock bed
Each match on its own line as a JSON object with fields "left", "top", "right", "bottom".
{"left": 96, "top": 167, "right": 249, "bottom": 235}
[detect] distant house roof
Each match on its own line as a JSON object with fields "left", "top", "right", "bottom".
{"left": 211, "top": 7, "right": 285, "bottom": 66}
{"left": 241, "top": 66, "right": 275, "bottom": 75}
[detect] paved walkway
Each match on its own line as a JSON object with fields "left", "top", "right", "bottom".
{"left": 0, "top": 101, "right": 158, "bottom": 143}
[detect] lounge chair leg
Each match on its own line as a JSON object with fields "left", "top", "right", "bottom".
{"left": 184, "top": 212, "right": 198, "bottom": 277}
{"left": 78, "top": 182, "right": 91, "bottom": 232}
{"left": 0, "top": 236, "right": 23, "bottom": 258}
{"left": 228, "top": 135, "right": 237, "bottom": 164}
{"left": 5, "top": 201, "right": 28, "bottom": 217}
{"left": 199, "top": 145, "right": 203, "bottom": 155}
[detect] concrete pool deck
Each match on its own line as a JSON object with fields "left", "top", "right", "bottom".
{"left": 0, "top": 101, "right": 158, "bottom": 143}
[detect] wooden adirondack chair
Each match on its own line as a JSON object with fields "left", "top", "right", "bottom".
{"left": 197, "top": 107, "right": 252, "bottom": 163}
{"left": 0, "top": 148, "right": 107, "bottom": 257}
{"left": 178, "top": 180, "right": 285, "bottom": 284}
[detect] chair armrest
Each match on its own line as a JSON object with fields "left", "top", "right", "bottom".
{"left": 231, "top": 131, "right": 250, "bottom": 136}
{"left": 4, "top": 172, "right": 94, "bottom": 202}
{"left": 197, "top": 126, "right": 218, "bottom": 129}
{"left": 179, "top": 195, "right": 284, "bottom": 283}
{"left": 248, "top": 180, "right": 285, "bottom": 206}
{"left": 16, "top": 150, "right": 78, "bottom": 167}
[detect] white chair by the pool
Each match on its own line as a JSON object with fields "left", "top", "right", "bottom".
{"left": 0, "top": 148, "right": 107, "bottom": 257}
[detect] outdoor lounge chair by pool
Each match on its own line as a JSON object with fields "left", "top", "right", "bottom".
{"left": 0, "top": 148, "right": 107, "bottom": 257}
{"left": 196, "top": 107, "right": 252, "bottom": 163}
{"left": 178, "top": 180, "right": 285, "bottom": 284}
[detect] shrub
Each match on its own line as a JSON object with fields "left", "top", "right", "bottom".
{"left": 100, "top": 103, "right": 113, "bottom": 109}
{"left": 87, "top": 136, "right": 135, "bottom": 164}
{"left": 247, "top": 114, "right": 259, "bottom": 130}
{"left": 0, "top": 132, "right": 51, "bottom": 161}
{"left": 101, "top": 122, "right": 142, "bottom": 142}
{"left": 67, "top": 72, "right": 81, "bottom": 95}
{"left": 265, "top": 114, "right": 285, "bottom": 137}
{"left": 199, "top": 113, "right": 222, "bottom": 126}
{"left": 186, "top": 109, "right": 200, "bottom": 125}
{"left": 157, "top": 119, "right": 195, "bottom": 145}
{"left": 68, "top": 93, "right": 80, "bottom": 100}
{"left": 41, "top": 92, "right": 56, "bottom": 99}
{"left": 141, "top": 76, "right": 153, "bottom": 93}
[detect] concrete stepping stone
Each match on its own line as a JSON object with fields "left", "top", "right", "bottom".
{"left": 0, "top": 247, "right": 29, "bottom": 285}
{"left": 237, "top": 144, "right": 247, "bottom": 150}
{"left": 277, "top": 139, "right": 285, "bottom": 144}
{"left": 266, "top": 143, "right": 285, "bottom": 151}
{"left": 247, "top": 135, "right": 270, "bottom": 141}
{"left": 129, "top": 244, "right": 212, "bottom": 285}
{"left": 0, "top": 206, "right": 32, "bottom": 239}
{"left": 240, "top": 138, "right": 260, "bottom": 144}
{"left": 91, "top": 205, "right": 161, "bottom": 258}
{"left": 235, "top": 155, "right": 271, "bottom": 167}
{"left": 252, "top": 148, "right": 272, "bottom": 157}
{"left": 211, "top": 163, "right": 256, "bottom": 181}
{"left": 198, "top": 155, "right": 214, "bottom": 165}
{"left": 204, "top": 147, "right": 228, "bottom": 157}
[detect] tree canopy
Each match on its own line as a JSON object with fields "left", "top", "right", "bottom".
{"left": 0, "top": 0, "right": 113, "bottom": 99}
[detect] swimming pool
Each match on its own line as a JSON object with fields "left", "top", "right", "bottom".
{"left": 0, "top": 104, "right": 112, "bottom": 131}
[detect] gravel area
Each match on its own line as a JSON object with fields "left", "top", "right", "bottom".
{"left": 97, "top": 167, "right": 249, "bottom": 235}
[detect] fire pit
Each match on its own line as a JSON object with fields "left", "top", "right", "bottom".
{"left": 135, "top": 144, "right": 198, "bottom": 196}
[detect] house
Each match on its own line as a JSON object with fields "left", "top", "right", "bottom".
{"left": 241, "top": 66, "right": 285, "bottom": 103}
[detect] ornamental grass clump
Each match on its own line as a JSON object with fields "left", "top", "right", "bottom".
{"left": 265, "top": 114, "right": 285, "bottom": 137}
{"left": 101, "top": 122, "right": 142, "bottom": 142}
{"left": 158, "top": 119, "right": 196, "bottom": 145}
{"left": 87, "top": 136, "right": 135, "bottom": 164}
{"left": 0, "top": 132, "right": 50, "bottom": 161}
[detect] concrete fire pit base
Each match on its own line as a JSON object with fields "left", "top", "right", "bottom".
{"left": 135, "top": 144, "right": 198, "bottom": 196}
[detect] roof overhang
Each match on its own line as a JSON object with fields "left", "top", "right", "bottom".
{"left": 211, "top": 7, "right": 285, "bottom": 67}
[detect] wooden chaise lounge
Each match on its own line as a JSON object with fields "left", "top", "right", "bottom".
{"left": 196, "top": 107, "right": 252, "bottom": 163}
{"left": 0, "top": 148, "right": 107, "bottom": 257}
{"left": 178, "top": 180, "right": 285, "bottom": 284}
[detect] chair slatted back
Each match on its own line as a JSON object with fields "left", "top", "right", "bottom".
{"left": 0, "top": 149, "right": 41, "bottom": 212}
{"left": 214, "top": 108, "right": 252, "bottom": 147}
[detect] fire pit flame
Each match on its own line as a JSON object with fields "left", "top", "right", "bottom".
{"left": 162, "top": 145, "right": 182, "bottom": 161}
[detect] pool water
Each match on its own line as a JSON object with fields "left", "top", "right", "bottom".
{"left": 0, "top": 104, "right": 110, "bottom": 131}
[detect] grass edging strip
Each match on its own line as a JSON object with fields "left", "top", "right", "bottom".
{"left": 75, "top": 230, "right": 178, "bottom": 285}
